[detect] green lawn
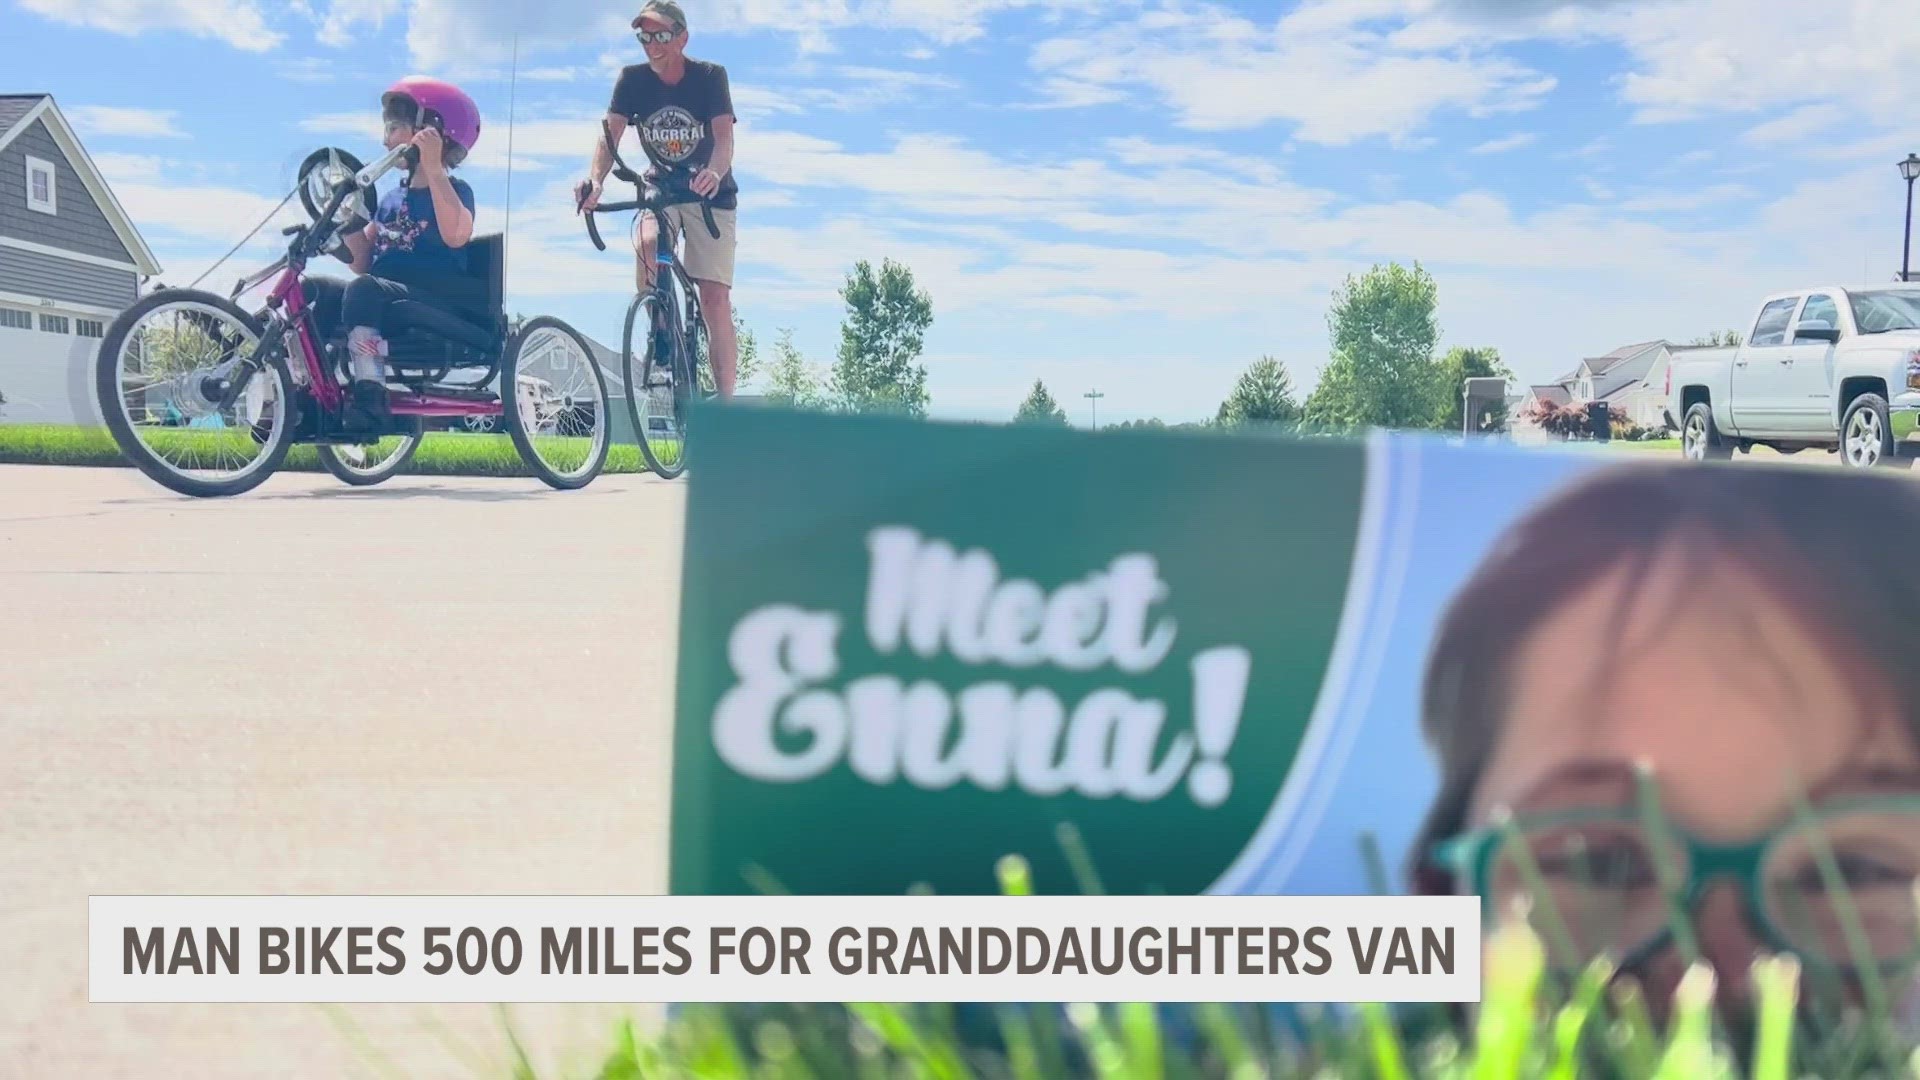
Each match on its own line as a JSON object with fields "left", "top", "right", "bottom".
{"left": 0, "top": 423, "right": 645, "bottom": 477}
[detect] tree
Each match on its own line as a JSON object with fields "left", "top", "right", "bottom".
{"left": 830, "top": 258, "right": 934, "bottom": 416}
{"left": 763, "top": 328, "right": 829, "bottom": 409}
{"left": 1690, "top": 329, "right": 1743, "bottom": 347}
{"left": 731, "top": 308, "right": 760, "bottom": 390}
{"left": 1435, "top": 345, "right": 1516, "bottom": 433}
{"left": 1013, "top": 379, "right": 1069, "bottom": 425}
{"left": 1301, "top": 262, "right": 1445, "bottom": 431}
{"left": 1216, "top": 355, "right": 1300, "bottom": 428}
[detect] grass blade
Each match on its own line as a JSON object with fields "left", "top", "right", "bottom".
{"left": 1358, "top": 1002, "right": 1411, "bottom": 1080}
{"left": 1651, "top": 964, "right": 1715, "bottom": 1080}
{"left": 1546, "top": 955, "right": 1615, "bottom": 1080}
{"left": 1473, "top": 921, "right": 1545, "bottom": 1080}
{"left": 1605, "top": 978, "right": 1660, "bottom": 1080}
{"left": 1632, "top": 767, "right": 1701, "bottom": 970}
{"left": 1750, "top": 954, "right": 1800, "bottom": 1080}
{"left": 1117, "top": 1001, "right": 1164, "bottom": 1080}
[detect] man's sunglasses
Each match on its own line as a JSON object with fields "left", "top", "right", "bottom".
{"left": 635, "top": 28, "right": 678, "bottom": 44}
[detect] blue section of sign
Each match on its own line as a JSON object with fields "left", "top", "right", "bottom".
{"left": 1221, "top": 433, "right": 1610, "bottom": 897}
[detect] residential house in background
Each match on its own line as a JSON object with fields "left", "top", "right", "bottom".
{"left": 0, "top": 92, "right": 162, "bottom": 426}
{"left": 1511, "top": 339, "right": 1685, "bottom": 440}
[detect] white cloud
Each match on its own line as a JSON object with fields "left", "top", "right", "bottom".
{"left": 317, "top": 0, "right": 1112, "bottom": 72}
{"left": 1469, "top": 132, "right": 1536, "bottom": 155}
{"left": 16, "top": 0, "right": 282, "bottom": 50}
{"left": 1027, "top": 1, "right": 1556, "bottom": 143}
{"left": 299, "top": 111, "right": 595, "bottom": 170}
{"left": 65, "top": 107, "right": 187, "bottom": 139}
{"left": 1743, "top": 104, "right": 1844, "bottom": 146}
{"left": 1601, "top": 0, "right": 1920, "bottom": 124}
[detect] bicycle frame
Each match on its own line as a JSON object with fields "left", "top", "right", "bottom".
{"left": 223, "top": 149, "right": 507, "bottom": 424}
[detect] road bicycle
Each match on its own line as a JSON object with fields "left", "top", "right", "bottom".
{"left": 575, "top": 120, "right": 719, "bottom": 481}
{"left": 93, "top": 142, "right": 613, "bottom": 498}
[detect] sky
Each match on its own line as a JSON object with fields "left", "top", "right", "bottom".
{"left": 11, "top": 0, "right": 1920, "bottom": 425}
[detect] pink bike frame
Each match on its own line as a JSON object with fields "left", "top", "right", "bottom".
{"left": 265, "top": 261, "right": 503, "bottom": 419}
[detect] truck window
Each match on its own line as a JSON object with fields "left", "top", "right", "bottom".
{"left": 1750, "top": 297, "right": 1799, "bottom": 346}
{"left": 1794, "top": 294, "right": 1840, "bottom": 341}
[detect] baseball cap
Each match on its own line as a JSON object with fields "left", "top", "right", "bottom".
{"left": 631, "top": 0, "right": 687, "bottom": 30}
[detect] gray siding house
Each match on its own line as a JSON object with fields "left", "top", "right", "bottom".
{"left": 0, "top": 93, "right": 162, "bottom": 426}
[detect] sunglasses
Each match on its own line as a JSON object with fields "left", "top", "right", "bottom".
{"left": 635, "top": 28, "right": 678, "bottom": 44}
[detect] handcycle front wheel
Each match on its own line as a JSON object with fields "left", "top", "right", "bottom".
{"left": 503, "top": 315, "right": 613, "bottom": 490}
{"left": 315, "top": 418, "right": 426, "bottom": 486}
{"left": 93, "top": 287, "right": 299, "bottom": 498}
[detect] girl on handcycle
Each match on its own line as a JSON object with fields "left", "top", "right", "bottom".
{"left": 303, "top": 76, "right": 484, "bottom": 432}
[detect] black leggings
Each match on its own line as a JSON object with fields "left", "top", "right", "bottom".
{"left": 304, "top": 268, "right": 481, "bottom": 341}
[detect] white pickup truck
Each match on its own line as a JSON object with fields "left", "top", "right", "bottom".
{"left": 1665, "top": 283, "right": 1920, "bottom": 467}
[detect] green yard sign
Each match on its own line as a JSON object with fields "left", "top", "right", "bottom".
{"left": 668, "top": 405, "right": 1368, "bottom": 897}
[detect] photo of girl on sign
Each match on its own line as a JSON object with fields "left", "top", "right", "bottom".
{"left": 1410, "top": 461, "right": 1920, "bottom": 1038}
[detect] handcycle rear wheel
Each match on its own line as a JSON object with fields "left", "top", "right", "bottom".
{"left": 315, "top": 418, "right": 425, "bottom": 486}
{"left": 503, "top": 315, "right": 612, "bottom": 490}
{"left": 93, "top": 288, "right": 298, "bottom": 498}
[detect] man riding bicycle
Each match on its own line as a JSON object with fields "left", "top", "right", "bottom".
{"left": 576, "top": 0, "right": 740, "bottom": 400}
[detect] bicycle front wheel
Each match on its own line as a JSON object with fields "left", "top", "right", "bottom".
{"left": 94, "top": 288, "right": 298, "bottom": 498}
{"left": 622, "top": 291, "right": 688, "bottom": 480}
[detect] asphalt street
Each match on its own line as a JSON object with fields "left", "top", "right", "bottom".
{"left": 2, "top": 463, "right": 685, "bottom": 1078}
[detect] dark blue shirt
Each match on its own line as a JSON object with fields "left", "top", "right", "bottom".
{"left": 368, "top": 175, "right": 476, "bottom": 278}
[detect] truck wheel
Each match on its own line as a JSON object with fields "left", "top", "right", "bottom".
{"left": 1681, "top": 403, "right": 1730, "bottom": 462}
{"left": 1840, "top": 393, "right": 1903, "bottom": 468}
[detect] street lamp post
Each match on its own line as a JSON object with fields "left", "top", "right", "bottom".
{"left": 1084, "top": 389, "right": 1104, "bottom": 430}
{"left": 1901, "top": 154, "right": 1920, "bottom": 282}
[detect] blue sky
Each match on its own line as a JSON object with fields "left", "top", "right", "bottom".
{"left": 12, "top": 0, "right": 1919, "bottom": 424}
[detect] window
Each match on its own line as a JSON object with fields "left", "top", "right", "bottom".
{"left": 1849, "top": 290, "right": 1920, "bottom": 334}
{"left": 39, "top": 313, "right": 69, "bottom": 334}
{"left": 1794, "top": 294, "right": 1841, "bottom": 342}
{"left": 0, "top": 307, "right": 31, "bottom": 331}
{"left": 1750, "top": 297, "right": 1799, "bottom": 346}
{"left": 25, "top": 155, "right": 56, "bottom": 214}
{"left": 75, "top": 318, "right": 104, "bottom": 338}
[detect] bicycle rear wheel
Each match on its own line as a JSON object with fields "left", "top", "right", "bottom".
{"left": 622, "top": 291, "right": 689, "bottom": 480}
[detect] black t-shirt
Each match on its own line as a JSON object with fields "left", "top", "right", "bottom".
{"left": 608, "top": 59, "right": 739, "bottom": 211}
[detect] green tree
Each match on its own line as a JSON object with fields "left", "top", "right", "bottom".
{"left": 1690, "top": 329, "right": 1743, "bottom": 347}
{"left": 1012, "top": 379, "right": 1069, "bottom": 425}
{"left": 1435, "top": 345, "right": 1516, "bottom": 433}
{"left": 1216, "top": 355, "right": 1301, "bottom": 428}
{"left": 829, "top": 258, "right": 934, "bottom": 416}
{"left": 764, "top": 328, "right": 828, "bottom": 409}
{"left": 731, "top": 308, "right": 760, "bottom": 390}
{"left": 1301, "top": 262, "right": 1445, "bottom": 431}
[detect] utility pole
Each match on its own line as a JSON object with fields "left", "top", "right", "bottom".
{"left": 1084, "top": 389, "right": 1104, "bottom": 430}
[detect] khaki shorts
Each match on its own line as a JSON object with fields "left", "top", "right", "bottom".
{"left": 636, "top": 204, "right": 737, "bottom": 288}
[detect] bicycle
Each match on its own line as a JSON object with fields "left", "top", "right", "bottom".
{"left": 575, "top": 119, "right": 720, "bottom": 481}
{"left": 93, "top": 142, "right": 614, "bottom": 498}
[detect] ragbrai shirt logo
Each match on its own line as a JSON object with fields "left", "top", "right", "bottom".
{"left": 641, "top": 106, "right": 704, "bottom": 166}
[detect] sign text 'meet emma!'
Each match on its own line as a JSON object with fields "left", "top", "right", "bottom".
{"left": 711, "top": 526, "right": 1253, "bottom": 807}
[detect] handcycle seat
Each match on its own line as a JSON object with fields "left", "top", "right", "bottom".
{"left": 381, "top": 232, "right": 506, "bottom": 368}
{"left": 387, "top": 298, "right": 497, "bottom": 353}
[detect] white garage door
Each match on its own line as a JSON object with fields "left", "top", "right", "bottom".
{"left": 0, "top": 302, "right": 109, "bottom": 427}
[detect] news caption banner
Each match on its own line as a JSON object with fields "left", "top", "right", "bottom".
{"left": 90, "top": 895, "right": 1480, "bottom": 1003}
{"left": 668, "top": 406, "right": 1372, "bottom": 899}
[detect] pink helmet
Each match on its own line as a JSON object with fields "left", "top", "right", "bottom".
{"left": 382, "top": 76, "right": 481, "bottom": 166}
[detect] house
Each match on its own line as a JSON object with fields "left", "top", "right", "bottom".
{"left": 1512, "top": 340, "right": 1678, "bottom": 438}
{"left": 0, "top": 93, "right": 163, "bottom": 426}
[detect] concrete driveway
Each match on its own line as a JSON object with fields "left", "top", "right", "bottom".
{"left": 1, "top": 463, "right": 685, "bottom": 1078}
